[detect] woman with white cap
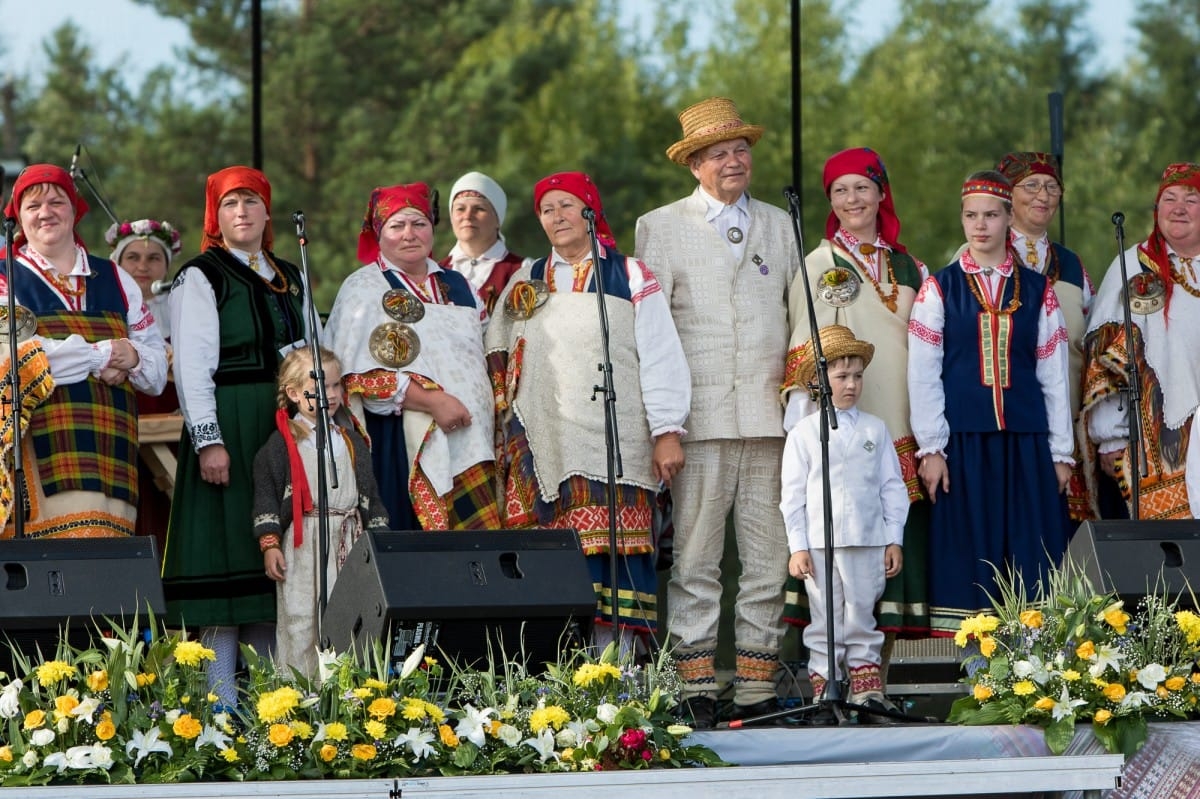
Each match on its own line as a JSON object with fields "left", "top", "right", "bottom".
{"left": 439, "top": 171, "right": 525, "bottom": 315}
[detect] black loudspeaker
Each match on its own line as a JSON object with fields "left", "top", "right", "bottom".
{"left": 1066, "top": 520, "right": 1200, "bottom": 604}
{"left": 322, "top": 530, "right": 595, "bottom": 671}
{"left": 0, "top": 536, "right": 165, "bottom": 628}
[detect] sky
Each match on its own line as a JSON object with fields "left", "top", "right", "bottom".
{"left": 2, "top": 0, "right": 1137, "bottom": 92}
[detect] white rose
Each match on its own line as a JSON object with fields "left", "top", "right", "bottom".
{"left": 555, "top": 728, "right": 578, "bottom": 748}
{"left": 164, "top": 709, "right": 182, "bottom": 724}
{"left": 498, "top": 724, "right": 522, "bottom": 747}
{"left": 595, "top": 703, "right": 618, "bottom": 724}
{"left": 30, "top": 728, "right": 56, "bottom": 746}
{"left": 1137, "top": 663, "right": 1168, "bottom": 689}
{"left": 89, "top": 744, "right": 115, "bottom": 770}
{"left": 1012, "top": 660, "right": 1034, "bottom": 679}
{"left": 22, "top": 750, "right": 38, "bottom": 767}
{"left": 56, "top": 716, "right": 70, "bottom": 733}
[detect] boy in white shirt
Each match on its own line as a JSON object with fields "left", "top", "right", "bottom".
{"left": 780, "top": 325, "right": 909, "bottom": 721}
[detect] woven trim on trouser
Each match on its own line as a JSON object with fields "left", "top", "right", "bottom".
{"left": 675, "top": 647, "right": 716, "bottom": 688}
{"left": 849, "top": 663, "right": 883, "bottom": 695}
{"left": 734, "top": 647, "right": 779, "bottom": 684}
{"left": 809, "top": 673, "right": 827, "bottom": 699}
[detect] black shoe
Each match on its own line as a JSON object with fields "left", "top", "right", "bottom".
{"left": 852, "top": 692, "right": 900, "bottom": 725}
{"left": 678, "top": 696, "right": 717, "bottom": 730}
{"left": 797, "top": 703, "right": 840, "bottom": 726}
{"left": 729, "top": 698, "right": 780, "bottom": 721}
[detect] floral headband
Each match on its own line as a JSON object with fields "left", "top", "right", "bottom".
{"left": 961, "top": 179, "right": 1012, "bottom": 203}
{"left": 106, "top": 219, "right": 183, "bottom": 264}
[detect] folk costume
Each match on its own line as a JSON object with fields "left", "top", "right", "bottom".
{"left": 439, "top": 171, "right": 525, "bottom": 315}
{"left": 0, "top": 164, "right": 168, "bottom": 539}
{"left": 326, "top": 183, "right": 499, "bottom": 532}
{"left": 1083, "top": 163, "right": 1200, "bottom": 520}
{"left": 996, "top": 152, "right": 1096, "bottom": 521}
{"left": 487, "top": 171, "right": 690, "bottom": 638}
{"left": 634, "top": 99, "right": 799, "bottom": 710}
{"left": 162, "top": 166, "right": 306, "bottom": 704}
{"left": 252, "top": 411, "right": 389, "bottom": 676}
{"left": 908, "top": 177, "right": 1074, "bottom": 636}
{"left": 781, "top": 147, "right": 930, "bottom": 637}
{"left": 781, "top": 326, "right": 908, "bottom": 701}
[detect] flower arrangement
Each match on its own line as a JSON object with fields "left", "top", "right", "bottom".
{"left": 0, "top": 620, "right": 725, "bottom": 786}
{"left": 947, "top": 562, "right": 1200, "bottom": 756}
{"left": 104, "top": 219, "right": 183, "bottom": 258}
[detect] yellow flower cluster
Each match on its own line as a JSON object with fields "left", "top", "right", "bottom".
{"left": 1177, "top": 610, "right": 1200, "bottom": 648}
{"left": 367, "top": 697, "right": 396, "bottom": 720}
{"left": 573, "top": 662, "right": 622, "bottom": 688}
{"left": 953, "top": 613, "right": 1000, "bottom": 648}
{"left": 256, "top": 686, "right": 303, "bottom": 723}
{"left": 400, "top": 697, "right": 444, "bottom": 723}
{"left": 174, "top": 714, "right": 203, "bottom": 740}
{"left": 174, "top": 641, "right": 217, "bottom": 667}
{"left": 34, "top": 660, "right": 77, "bottom": 687}
{"left": 323, "top": 722, "right": 348, "bottom": 741}
{"left": 86, "top": 670, "right": 109, "bottom": 692}
{"left": 1098, "top": 602, "right": 1130, "bottom": 635}
{"left": 529, "top": 704, "right": 571, "bottom": 732}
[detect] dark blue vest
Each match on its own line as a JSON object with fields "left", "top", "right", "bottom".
{"left": 381, "top": 266, "right": 478, "bottom": 308}
{"left": 529, "top": 248, "right": 633, "bottom": 301}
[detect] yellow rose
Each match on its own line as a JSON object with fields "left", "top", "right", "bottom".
{"left": 136, "top": 672, "right": 157, "bottom": 687}
{"left": 488, "top": 719, "right": 503, "bottom": 737}
{"left": 86, "top": 670, "right": 109, "bottom": 692}
{"left": 54, "top": 694, "right": 80, "bottom": 721}
{"left": 173, "top": 714, "right": 202, "bottom": 740}
{"left": 439, "top": 724, "right": 460, "bottom": 747}
{"left": 352, "top": 743, "right": 377, "bottom": 761}
{"left": 0, "top": 745, "right": 12, "bottom": 762}
{"left": 1166, "top": 676, "right": 1187, "bottom": 692}
{"left": 364, "top": 720, "right": 387, "bottom": 740}
{"left": 1012, "top": 680, "right": 1036, "bottom": 696}
{"left": 1019, "top": 609, "right": 1044, "bottom": 628}
{"left": 1034, "top": 697, "right": 1055, "bottom": 712}
{"left": 973, "top": 684, "right": 994, "bottom": 701}
{"left": 1094, "top": 709, "right": 1113, "bottom": 725}
{"left": 979, "top": 636, "right": 997, "bottom": 658}
{"left": 1075, "top": 641, "right": 1096, "bottom": 660}
{"left": 23, "top": 709, "right": 46, "bottom": 730}
{"left": 1102, "top": 608, "right": 1130, "bottom": 635}
{"left": 324, "top": 722, "right": 348, "bottom": 741}
{"left": 320, "top": 744, "right": 338, "bottom": 762}
{"left": 1157, "top": 686, "right": 1170, "bottom": 699}
{"left": 1102, "top": 683, "right": 1126, "bottom": 702}
{"left": 269, "top": 723, "right": 295, "bottom": 747}
{"left": 96, "top": 717, "right": 117, "bottom": 741}
{"left": 367, "top": 697, "right": 396, "bottom": 721}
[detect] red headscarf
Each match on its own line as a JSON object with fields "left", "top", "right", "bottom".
{"left": 1140, "top": 162, "right": 1200, "bottom": 319}
{"left": 357, "top": 183, "right": 434, "bottom": 264}
{"left": 995, "top": 151, "right": 1062, "bottom": 187}
{"left": 822, "top": 147, "right": 907, "bottom": 254}
{"left": 533, "top": 171, "right": 616, "bottom": 248}
{"left": 4, "top": 163, "right": 90, "bottom": 249}
{"left": 202, "top": 165, "right": 273, "bottom": 252}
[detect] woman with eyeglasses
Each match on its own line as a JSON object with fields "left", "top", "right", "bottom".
{"left": 995, "top": 153, "right": 1096, "bottom": 521}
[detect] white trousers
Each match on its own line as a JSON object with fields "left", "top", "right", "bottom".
{"left": 802, "top": 546, "right": 886, "bottom": 681}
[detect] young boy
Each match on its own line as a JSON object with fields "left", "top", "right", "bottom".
{"left": 780, "top": 324, "right": 908, "bottom": 721}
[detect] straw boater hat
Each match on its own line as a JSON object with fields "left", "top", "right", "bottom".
{"left": 666, "top": 97, "right": 765, "bottom": 165}
{"left": 793, "top": 324, "right": 875, "bottom": 389}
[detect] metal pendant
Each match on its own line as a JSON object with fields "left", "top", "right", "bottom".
{"left": 503, "top": 279, "right": 550, "bottom": 320}
{"left": 1128, "top": 272, "right": 1166, "bottom": 315}
{"left": 0, "top": 305, "right": 38, "bottom": 343}
{"left": 382, "top": 288, "right": 426, "bottom": 323}
{"left": 727, "top": 226, "right": 744, "bottom": 244}
{"left": 816, "top": 266, "right": 861, "bottom": 307}
{"left": 369, "top": 322, "right": 420, "bottom": 368}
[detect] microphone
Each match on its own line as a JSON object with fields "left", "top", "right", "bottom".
{"left": 581, "top": 207, "right": 596, "bottom": 222}
{"left": 291, "top": 210, "right": 305, "bottom": 226}
{"left": 149, "top": 279, "right": 173, "bottom": 295}
{"left": 1111, "top": 211, "right": 1125, "bottom": 227}
{"left": 69, "top": 144, "right": 81, "bottom": 179}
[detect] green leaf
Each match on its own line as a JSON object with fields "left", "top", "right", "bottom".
{"left": 1044, "top": 717, "right": 1078, "bottom": 755}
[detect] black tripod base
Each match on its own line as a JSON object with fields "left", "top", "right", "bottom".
{"left": 718, "top": 696, "right": 936, "bottom": 729}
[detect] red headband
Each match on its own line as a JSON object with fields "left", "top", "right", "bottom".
{"left": 822, "top": 147, "right": 907, "bottom": 254}
{"left": 4, "top": 164, "right": 90, "bottom": 249}
{"left": 357, "top": 183, "right": 434, "bottom": 264}
{"left": 533, "top": 171, "right": 616, "bottom": 248}
{"left": 961, "top": 179, "right": 1013, "bottom": 203}
{"left": 202, "top": 165, "right": 273, "bottom": 252}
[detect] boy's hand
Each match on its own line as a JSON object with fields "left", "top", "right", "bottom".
{"left": 789, "top": 550, "right": 813, "bottom": 580}
{"left": 884, "top": 544, "right": 903, "bottom": 578}
{"left": 264, "top": 547, "right": 287, "bottom": 582}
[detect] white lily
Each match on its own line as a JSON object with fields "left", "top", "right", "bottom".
{"left": 399, "top": 644, "right": 426, "bottom": 680}
{"left": 195, "top": 724, "right": 233, "bottom": 751}
{"left": 523, "top": 728, "right": 560, "bottom": 763}
{"left": 126, "top": 726, "right": 173, "bottom": 766}
{"left": 42, "top": 751, "right": 70, "bottom": 773}
{"left": 394, "top": 726, "right": 437, "bottom": 760}
{"left": 454, "top": 704, "right": 495, "bottom": 748}
{"left": 1087, "top": 644, "right": 1122, "bottom": 678}
{"left": 316, "top": 648, "right": 340, "bottom": 684}
{"left": 70, "top": 695, "right": 102, "bottom": 724}
{"left": 1121, "top": 690, "right": 1153, "bottom": 710}
{"left": 1050, "top": 685, "right": 1087, "bottom": 722}
{"left": 0, "top": 679, "right": 23, "bottom": 718}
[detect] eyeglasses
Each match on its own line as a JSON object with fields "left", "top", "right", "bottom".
{"left": 1015, "top": 180, "right": 1062, "bottom": 197}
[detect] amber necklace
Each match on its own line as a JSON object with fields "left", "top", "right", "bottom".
{"left": 22, "top": 244, "right": 87, "bottom": 301}
{"left": 1169, "top": 254, "right": 1200, "bottom": 298}
{"left": 835, "top": 230, "right": 899, "bottom": 312}
{"left": 1015, "top": 232, "right": 1060, "bottom": 285}
{"left": 246, "top": 251, "right": 289, "bottom": 294}
{"left": 962, "top": 250, "right": 1022, "bottom": 315}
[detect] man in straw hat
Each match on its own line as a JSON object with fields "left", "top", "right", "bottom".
{"left": 635, "top": 97, "right": 801, "bottom": 727}
{"left": 782, "top": 325, "right": 907, "bottom": 720}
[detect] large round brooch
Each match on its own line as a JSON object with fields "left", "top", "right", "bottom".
{"left": 382, "top": 288, "right": 426, "bottom": 323}
{"left": 503, "top": 279, "right": 550, "bottom": 320}
{"left": 727, "top": 227, "right": 744, "bottom": 244}
{"left": 1129, "top": 272, "right": 1166, "bottom": 315}
{"left": 816, "top": 266, "right": 861, "bottom": 307}
{"left": 369, "top": 322, "right": 420, "bottom": 368}
{"left": 0, "top": 305, "right": 38, "bottom": 343}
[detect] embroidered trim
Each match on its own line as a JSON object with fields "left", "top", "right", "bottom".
{"left": 189, "top": 421, "right": 222, "bottom": 451}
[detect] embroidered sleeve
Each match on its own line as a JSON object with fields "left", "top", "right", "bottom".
{"left": 907, "top": 275, "right": 949, "bottom": 456}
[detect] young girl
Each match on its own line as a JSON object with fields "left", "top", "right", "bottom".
{"left": 252, "top": 346, "right": 390, "bottom": 676}
{"left": 907, "top": 170, "right": 1074, "bottom": 636}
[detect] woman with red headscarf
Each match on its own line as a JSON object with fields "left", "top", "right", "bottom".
{"left": 484, "top": 171, "right": 690, "bottom": 651}
{"left": 780, "top": 148, "right": 931, "bottom": 666}
{"left": 1083, "top": 162, "right": 1200, "bottom": 520}
{"left": 325, "top": 182, "right": 497, "bottom": 532}
{"left": 162, "top": 165, "right": 307, "bottom": 706}
{"left": 0, "top": 164, "right": 168, "bottom": 538}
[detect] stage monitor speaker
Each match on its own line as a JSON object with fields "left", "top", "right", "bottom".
{"left": 1066, "top": 520, "right": 1200, "bottom": 605}
{"left": 0, "top": 536, "right": 165, "bottom": 629}
{"left": 322, "top": 529, "right": 595, "bottom": 671}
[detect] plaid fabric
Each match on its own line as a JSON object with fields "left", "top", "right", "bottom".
{"left": 0, "top": 342, "right": 55, "bottom": 530}
{"left": 31, "top": 310, "right": 138, "bottom": 505}
{"left": 410, "top": 459, "right": 501, "bottom": 531}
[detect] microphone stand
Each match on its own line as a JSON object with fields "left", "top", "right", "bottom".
{"left": 69, "top": 146, "right": 119, "bottom": 226}
{"left": 581, "top": 206, "right": 625, "bottom": 645}
{"left": 293, "top": 211, "right": 338, "bottom": 643}
{"left": 1110, "top": 212, "right": 1143, "bottom": 520}
{"left": 728, "top": 187, "right": 926, "bottom": 728}
{"left": 1048, "top": 92, "right": 1065, "bottom": 245}
{"left": 2, "top": 197, "right": 29, "bottom": 539}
